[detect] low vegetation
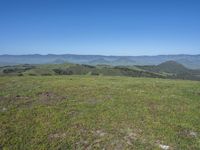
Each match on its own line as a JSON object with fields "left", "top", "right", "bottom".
{"left": 0, "top": 76, "right": 200, "bottom": 149}
{"left": 1, "top": 61, "right": 200, "bottom": 81}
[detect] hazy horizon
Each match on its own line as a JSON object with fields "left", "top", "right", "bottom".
{"left": 0, "top": 52, "right": 200, "bottom": 57}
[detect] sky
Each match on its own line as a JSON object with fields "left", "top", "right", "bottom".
{"left": 0, "top": 0, "right": 200, "bottom": 56}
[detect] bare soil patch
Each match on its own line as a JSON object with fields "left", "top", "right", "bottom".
{"left": 38, "top": 91, "right": 67, "bottom": 105}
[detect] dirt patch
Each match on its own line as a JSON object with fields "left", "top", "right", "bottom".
{"left": 92, "top": 130, "right": 107, "bottom": 137}
{"left": 75, "top": 140, "right": 89, "bottom": 149}
{"left": 49, "top": 132, "right": 67, "bottom": 139}
{"left": 175, "top": 125, "right": 198, "bottom": 139}
{"left": 67, "top": 110, "right": 79, "bottom": 117}
{"left": 122, "top": 128, "right": 140, "bottom": 146}
{"left": 86, "top": 99, "right": 103, "bottom": 105}
{"left": 147, "top": 101, "right": 159, "bottom": 120}
{"left": 39, "top": 92, "right": 55, "bottom": 98}
{"left": 110, "top": 139, "right": 125, "bottom": 150}
{"left": 123, "top": 132, "right": 137, "bottom": 145}
{"left": 86, "top": 95, "right": 112, "bottom": 105}
{"left": 178, "top": 129, "right": 198, "bottom": 138}
{"left": 147, "top": 101, "right": 158, "bottom": 112}
{"left": 76, "top": 129, "right": 108, "bottom": 149}
{"left": 13, "top": 94, "right": 29, "bottom": 100}
{"left": 0, "top": 95, "right": 31, "bottom": 108}
{"left": 38, "top": 92, "right": 67, "bottom": 105}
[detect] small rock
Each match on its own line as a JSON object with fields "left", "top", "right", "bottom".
{"left": 49, "top": 133, "right": 66, "bottom": 139}
{"left": 83, "top": 141, "right": 88, "bottom": 144}
{"left": 159, "top": 144, "right": 170, "bottom": 150}
{"left": 189, "top": 131, "right": 197, "bottom": 137}
{"left": 99, "top": 132, "right": 106, "bottom": 137}
{"left": 2, "top": 107, "right": 7, "bottom": 112}
{"left": 126, "top": 139, "right": 133, "bottom": 146}
{"left": 95, "top": 130, "right": 107, "bottom": 137}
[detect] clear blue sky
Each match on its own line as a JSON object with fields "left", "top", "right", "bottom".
{"left": 0, "top": 0, "right": 200, "bottom": 55}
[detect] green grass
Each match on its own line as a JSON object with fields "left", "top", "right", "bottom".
{"left": 0, "top": 76, "right": 200, "bottom": 149}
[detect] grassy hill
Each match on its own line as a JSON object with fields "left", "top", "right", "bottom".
{"left": 1, "top": 61, "right": 200, "bottom": 81}
{"left": 0, "top": 63, "right": 166, "bottom": 79}
{"left": 137, "top": 61, "right": 200, "bottom": 81}
{"left": 0, "top": 76, "right": 200, "bottom": 149}
{"left": 137, "top": 61, "right": 190, "bottom": 74}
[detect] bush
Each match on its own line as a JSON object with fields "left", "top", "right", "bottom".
{"left": 53, "top": 69, "right": 73, "bottom": 75}
{"left": 91, "top": 72, "right": 99, "bottom": 75}
{"left": 28, "top": 73, "right": 37, "bottom": 76}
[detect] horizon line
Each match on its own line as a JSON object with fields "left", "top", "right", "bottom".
{"left": 0, "top": 53, "right": 200, "bottom": 57}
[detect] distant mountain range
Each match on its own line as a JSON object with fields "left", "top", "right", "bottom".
{"left": 0, "top": 54, "right": 200, "bottom": 69}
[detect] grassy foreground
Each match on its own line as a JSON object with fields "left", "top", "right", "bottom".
{"left": 0, "top": 76, "right": 200, "bottom": 149}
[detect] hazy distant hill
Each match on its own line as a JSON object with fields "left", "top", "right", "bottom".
{"left": 137, "top": 61, "right": 190, "bottom": 74}
{"left": 0, "top": 54, "right": 200, "bottom": 69}
{"left": 137, "top": 61, "right": 200, "bottom": 80}
{"left": 88, "top": 58, "right": 110, "bottom": 65}
{"left": 111, "top": 58, "right": 136, "bottom": 66}
{"left": 157, "top": 61, "right": 190, "bottom": 74}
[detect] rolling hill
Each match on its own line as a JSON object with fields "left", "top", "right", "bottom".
{"left": 1, "top": 61, "right": 200, "bottom": 81}
{"left": 1, "top": 54, "right": 200, "bottom": 69}
{"left": 137, "top": 61, "right": 200, "bottom": 81}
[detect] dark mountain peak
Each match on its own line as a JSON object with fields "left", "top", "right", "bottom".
{"left": 158, "top": 60, "right": 186, "bottom": 67}
{"left": 157, "top": 60, "right": 189, "bottom": 73}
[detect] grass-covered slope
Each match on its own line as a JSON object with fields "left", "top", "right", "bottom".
{"left": 0, "top": 76, "right": 200, "bottom": 149}
{"left": 137, "top": 61, "right": 189, "bottom": 74}
{"left": 1, "top": 61, "right": 200, "bottom": 81}
{"left": 0, "top": 63, "right": 165, "bottom": 79}
{"left": 137, "top": 61, "right": 200, "bottom": 81}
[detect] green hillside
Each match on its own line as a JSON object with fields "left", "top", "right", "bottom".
{"left": 1, "top": 61, "right": 200, "bottom": 81}
{"left": 0, "top": 63, "right": 166, "bottom": 79}
{"left": 0, "top": 76, "right": 200, "bottom": 149}
{"left": 136, "top": 61, "right": 200, "bottom": 81}
{"left": 137, "top": 61, "right": 189, "bottom": 74}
